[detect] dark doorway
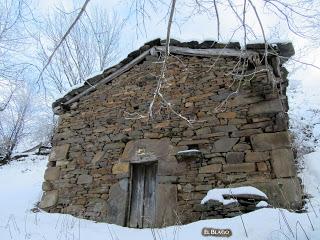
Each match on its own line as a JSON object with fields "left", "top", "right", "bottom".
{"left": 127, "top": 162, "right": 157, "bottom": 228}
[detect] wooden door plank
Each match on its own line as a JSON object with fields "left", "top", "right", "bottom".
{"left": 128, "top": 164, "right": 145, "bottom": 228}
{"left": 143, "top": 163, "right": 157, "bottom": 227}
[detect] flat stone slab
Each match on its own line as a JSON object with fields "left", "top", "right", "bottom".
{"left": 212, "top": 137, "right": 239, "bottom": 152}
{"left": 199, "top": 164, "right": 222, "bottom": 173}
{"left": 44, "top": 167, "right": 60, "bottom": 181}
{"left": 226, "top": 152, "right": 244, "bottom": 164}
{"left": 39, "top": 190, "right": 58, "bottom": 208}
{"left": 248, "top": 99, "right": 283, "bottom": 115}
{"left": 271, "top": 148, "right": 296, "bottom": 177}
{"left": 49, "top": 144, "right": 70, "bottom": 162}
{"left": 106, "top": 179, "right": 129, "bottom": 226}
{"left": 77, "top": 174, "right": 93, "bottom": 184}
{"left": 251, "top": 132, "right": 291, "bottom": 151}
{"left": 112, "top": 163, "right": 130, "bottom": 174}
{"left": 223, "top": 163, "right": 256, "bottom": 173}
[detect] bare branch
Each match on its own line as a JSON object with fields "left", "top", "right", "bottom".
{"left": 148, "top": 0, "right": 177, "bottom": 119}
{"left": 213, "top": 0, "right": 220, "bottom": 41}
{"left": 165, "top": 0, "right": 176, "bottom": 56}
{"left": 37, "top": 0, "right": 91, "bottom": 83}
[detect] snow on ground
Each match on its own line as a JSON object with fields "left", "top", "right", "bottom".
{"left": 201, "top": 186, "right": 267, "bottom": 205}
{"left": 0, "top": 152, "right": 320, "bottom": 240}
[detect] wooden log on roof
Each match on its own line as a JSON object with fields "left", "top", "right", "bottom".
{"left": 154, "top": 46, "right": 259, "bottom": 59}
{"left": 63, "top": 48, "right": 152, "bottom": 106}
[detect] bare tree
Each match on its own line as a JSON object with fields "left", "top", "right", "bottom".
{"left": 0, "top": 89, "right": 31, "bottom": 163}
{"left": 0, "top": 0, "right": 34, "bottom": 111}
{"left": 38, "top": 4, "right": 123, "bottom": 93}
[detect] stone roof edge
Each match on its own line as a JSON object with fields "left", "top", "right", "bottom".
{"left": 52, "top": 39, "right": 294, "bottom": 114}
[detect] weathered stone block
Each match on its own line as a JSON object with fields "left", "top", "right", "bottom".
{"left": 212, "top": 137, "right": 239, "bottom": 152}
{"left": 226, "top": 152, "right": 244, "bottom": 164}
{"left": 271, "top": 149, "right": 295, "bottom": 177}
{"left": 228, "top": 118, "right": 247, "bottom": 124}
{"left": 199, "top": 164, "right": 222, "bottom": 173}
{"left": 110, "top": 133, "right": 128, "bottom": 141}
{"left": 195, "top": 127, "right": 211, "bottom": 136}
{"left": 106, "top": 179, "right": 129, "bottom": 226}
{"left": 103, "top": 142, "right": 125, "bottom": 150}
{"left": 42, "top": 181, "right": 53, "bottom": 191}
{"left": 248, "top": 99, "right": 283, "bottom": 115}
{"left": 253, "top": 178, "right": 302, "bottom": 209}
{"left": 195, "top": 185, "right": 212, "bottom": 191}
{"left": 92, "top": 151, "right": 106, "bottom": 164}
{"left": 240, "top": 121, "right": 272, "bottom": 130}
{"left": 185, "top": 102, "right": 193, "bottom": 107}
{"left": 155, "top": 184, "right": 178, "bottom": 227}
{"left": 56, "top": 161, "right": 69, "bottom": 166}
{"left": 193, "top": 204, "right": 208, "bottom": 212}
{"left": 158, "top": 176, "right": 177, "bottom": 183}
{"left": 233, "top": 143, "right": 251, "bottom": 151}
{"left": 39, "top": 190, "right": 58, "bottom": 208}
{"left": 226, "top": 174, "right": 247, "bottom": 183}
{"left": 44, "top": 167, "right": 60, "bottom": 181}
{"left": 182, "top": 183, "right": 194, "bottom": 193}
{"left": 65, "top": 204, "right": 84, "bottom": 213}
{"left": 112, "top": 162, "right": 130, "bottom": 174}
{"left": 188, "top": 93, "right": 212, "bottom": 101}
{"left": 178, "top": 139, "right": 210, "bottom": 146}
{"left": 112, "top": 163, "right": 130, "bottom": 174}
{"left": 251, "top": 132, "right": 291, "bottom": 151}
{"left": 217, "top": 112, "right": 236, "bottom": 119}
{"left": 257, "top": 162, "right": 268, "bottom": 171}
{"left": 231, "top": 129, "right": 262, "bottom": 137}
{"left": 77, "top": 174, "right": 93, "bottom": 184}
{"left": 144, "top": 132, "right": 161, "bottom": 138}
{"left": 212, "top": 125, "right": 237, "bottom": 133}
{"left": 245, "top": 151, "right": 269, "bottom": 162}
{"left": 228, "top": 95, "right": 263, "bottom": 107}
{"left": 153, "top": 121, "right": 170, "bottom": 129}
{"left": 183, "top": 130, "right": 194, "bottom": 137}
{"left": 49, "top": 144, "right": 70, "bottom": 162}
{"left": 223, "top": 163, "right": 256, "bottom": 173}
{"left": 208, "top": 156, "right": 226, "bottom": 164}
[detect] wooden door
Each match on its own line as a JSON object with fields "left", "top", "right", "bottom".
{"left": 128, "top": 163, "right": 157, "bottom": 228}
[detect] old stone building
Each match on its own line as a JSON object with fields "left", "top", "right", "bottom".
{"left": 39, "top": 39, "right": 303, "bottom": 228}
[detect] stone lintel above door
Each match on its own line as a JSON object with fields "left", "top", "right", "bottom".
{"left": 120, "top": 138, "right": 182, "bottom": 176}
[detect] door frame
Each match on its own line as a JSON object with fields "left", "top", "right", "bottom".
{"left": 126, "top": 161, "right": 157, "bottom": 228}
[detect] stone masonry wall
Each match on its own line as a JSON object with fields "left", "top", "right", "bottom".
{"left": 40, "top": 51, "right": 302, "bottom": 226}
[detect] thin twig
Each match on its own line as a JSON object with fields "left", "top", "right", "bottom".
{"left": 37, "top": 0, "right": 91, "bottom": 82}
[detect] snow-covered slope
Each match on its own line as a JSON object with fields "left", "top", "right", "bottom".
{"left": 0, "top": 152, "right": 320, "bottom": 240}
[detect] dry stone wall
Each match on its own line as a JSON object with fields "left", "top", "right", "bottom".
{"left": 40, "top": 45, "right": 302, "bottom": 226}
